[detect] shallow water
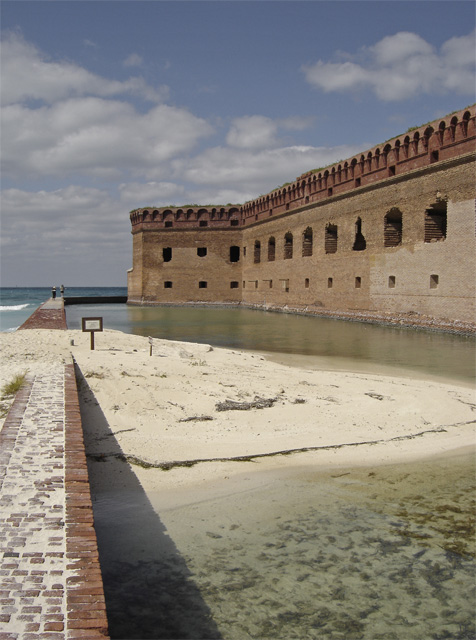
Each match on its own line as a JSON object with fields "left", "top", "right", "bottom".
{"left": 65, "top": 304, "right": 475, "bottom": 384}
{"left": 88, "top": 450, "right": 475, "bottom": 640}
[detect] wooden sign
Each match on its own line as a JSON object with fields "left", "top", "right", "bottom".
{"left": 82, "top": 317, "right": 103, "bottom": 350}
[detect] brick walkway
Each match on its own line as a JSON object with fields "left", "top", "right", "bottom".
{"left": 18, "top": 299, "right": 67, "bottom": 331}
{"left": 1, "top": 301, "right": 109, "bottom": 639}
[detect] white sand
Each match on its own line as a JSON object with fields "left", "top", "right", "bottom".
{"left": 1, "top": 328, "right": 475, "bottom": 501}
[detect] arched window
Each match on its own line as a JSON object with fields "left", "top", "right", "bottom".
{"left": 284, "top": 232, "right": 293, "bottom": 259}
{"left": 302, "top": 227, "right": 313, "bottom": 257}
{"left": 325, "top": 224, "right": 338, "bottom": 254}
{"left": 230, "top": 246, "right": 240, "bottom": 262}
{"left": 268, "top": 237, "right": 275, "bottom": 261}
{"left": 384, "top": 208, "right": 403, "bottom": 247}
{"left": 352, "top": 218, "right": 366, "bottom": 251}
{"left": 424, "top": 201, "right": 447, "bottom": 242}
{"left": 254, "top": 240, "right": 261, "bottom": 264}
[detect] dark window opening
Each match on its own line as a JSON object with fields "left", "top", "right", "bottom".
{"left": 199, "top": 220, "right": 208, "bottom": 227}
{"left": 384, "top": 209, "right": 403, "bottom": 247}
{"left": 355, "top": 178, "right": 361, "bottom": 187}
{"left": 164, "top": 221, "right": 173, "bottom": 228}
{"left": 355, "top": 277, "right": 362, "bottom": 289}
{"left": 327, "top": 277, "right": 333, "bottom": 289}
{"left": 164, "top": 281, "right": 172, "bottom": 289}
{"left": 352, "top": 218, "right": 367, "bottom": 251}
{"left": 325, "top": 224, "right": 338, "bottom": 254}
{"left": 388, "top": 165, "right": 396, "bottom": 176}
{"left": 197, "top": 247, "right": 207, "bottom": 257}
{"left": 254, "top": 241, "right": 261, "bottom": 263}
{"left": 327, "top": 188, "right": 333, "bottom": 197}
{"left": 284, "top": 232, "right": 293, "bottom": 259}
{"left": 268, "top": 237, "right": 275, "bottom": 261}
{"left": 198, "top": 281, "right": 208, "bottom": 289}
{"left": 302, "top": 227, "right": 313, "bottom": 257}
{"left": 163, "top": 247, "right": 172, "bottom": 262}
{"left": 230, "top": 281, "right": 239, "bottom": 289}
{"left": 388, "top": 276, "right": 396, "bottom": 289}
{"left": 230, "top": 246, "right": 240, "bottom": 262}
{"left": 230, "top": 219, "right": 239, "bottom": 226}
{"left": 424, "top": 201, "right": 447, "bottom": 242}
{"left": 430, "top": 274, "right": 439, "bottom": 289}
{"left": 430, "top": 151, "right": 439, "bottom": 164}
{"left": 304, "top": 278, "right": 310, "bottom": 289}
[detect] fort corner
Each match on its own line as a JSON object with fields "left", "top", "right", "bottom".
{"left": 127, "top": 106, "right": 476, "bottom": 325}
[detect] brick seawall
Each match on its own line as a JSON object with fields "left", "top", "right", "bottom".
{"left": 0, "top": 299, "right": 109, "bottom": 639}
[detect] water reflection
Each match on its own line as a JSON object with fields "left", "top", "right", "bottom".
{"left": 65, "top": 305, "right": 475, "bottom": 383}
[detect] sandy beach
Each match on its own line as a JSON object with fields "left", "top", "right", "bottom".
{"left": 1, "top": 327, "right": 475, "bottom": 493}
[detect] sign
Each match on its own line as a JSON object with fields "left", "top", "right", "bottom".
{"left": 82, "top": 317, "right": 103, "bottom": 332}
{"left": 82, "top": 317, "right": 103, "bottom": 350}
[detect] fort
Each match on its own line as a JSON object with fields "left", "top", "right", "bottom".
{"left": 127, "top": 106, "right": 476, "bottom": 326}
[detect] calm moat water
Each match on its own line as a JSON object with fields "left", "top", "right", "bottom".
{"left": 69, "top": 304, "right": 475, "bottom": 639}
{"left": 65, "top": 304, "right": 475, "bottom": 383}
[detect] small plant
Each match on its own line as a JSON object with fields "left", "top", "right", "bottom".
{"left": 0, "top": 372, "right": 27, "bottom": 418}
{"left": 1, "top": 372, "right": 26, "bottom": 398}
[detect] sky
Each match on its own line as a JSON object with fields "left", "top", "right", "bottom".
{"left": 1, "top": 0, "right": 475, "bottom": 287}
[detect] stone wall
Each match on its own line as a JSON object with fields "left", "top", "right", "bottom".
{"left": 128, "top": 106, "right": 476, "bottom": 324}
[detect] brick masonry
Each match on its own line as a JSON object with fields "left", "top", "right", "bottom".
{"left": 127, "top": 106, "right": 476, "bottom": 326}
{"left": 0, "top": 301, "right": 109, "bottom": 640}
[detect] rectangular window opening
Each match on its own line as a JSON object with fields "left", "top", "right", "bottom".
{"left": 199, "top": 281, "right": 208, "bottom": 289}
{"left": 430, "top": 274, "right": 439, "bottom": 289}
{"left": 388, "top": 276, "right": 396, "bottom": 289}
{"left": 164, "top": 281, "right": 172, "bottom": 289}
{"left": 327, "top": 277, "right": 333, "bottom": 289}
{"left": 355, "top": 277, "right": 362, "bottom": 289}
{"left": 197, "top": 247, "right": 207, "bottom": 257}
{"left": 230, "top": 281, "right": 239, "bottom": 289}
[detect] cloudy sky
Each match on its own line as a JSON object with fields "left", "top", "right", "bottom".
{"left": 1, "top": 1, "right": 474, "bottom": 286}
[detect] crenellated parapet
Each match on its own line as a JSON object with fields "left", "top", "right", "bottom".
{"left": 130, "top": 205, "right": 243, "bottom": 232}
{"left": 241, "top": 106, "right": 475, "bottom": 223}
{"left": 129, "top": 106, "right": 475, "bottom": 233}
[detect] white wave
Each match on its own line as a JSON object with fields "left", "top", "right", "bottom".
{"left": 0, "top": 304, "right": 30, "bottom": 311}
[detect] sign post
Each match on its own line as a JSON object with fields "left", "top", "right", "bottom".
{"left": 82, "top": 317, "right": 103, "bottom": 351}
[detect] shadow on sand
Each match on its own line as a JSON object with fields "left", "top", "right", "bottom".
{"left": 74, "top": 364, "right": 223, "bottom": 640}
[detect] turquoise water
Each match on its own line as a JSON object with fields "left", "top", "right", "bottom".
{"left": 0, "top": 287, "right": 127, "bottom": 332}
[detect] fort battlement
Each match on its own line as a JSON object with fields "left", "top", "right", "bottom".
{"left": 128, "top": 106, "right": 476, "bottom": 325}
{"left": 130, "top": 106, "right": 475, "bottom": 231}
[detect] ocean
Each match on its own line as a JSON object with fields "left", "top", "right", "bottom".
{"left": 0, "top": 286, "right": 127, "bottom": 332}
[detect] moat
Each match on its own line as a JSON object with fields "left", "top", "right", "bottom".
{"left": 65, "top": 303, "right": 475, "bottom": 384}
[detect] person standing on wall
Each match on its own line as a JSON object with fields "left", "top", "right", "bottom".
{"left": 52, "top": 286, "right": 57, "bottom": 299}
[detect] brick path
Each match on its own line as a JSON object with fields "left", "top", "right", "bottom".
{"left": 18, "top": 299, "right": 67, "bottom": 331}
{"left": 1, "top": 300, "right": 109, "bottom": 639}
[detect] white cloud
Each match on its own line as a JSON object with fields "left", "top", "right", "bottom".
{"left": 0, "top": 186, "right": 131, "bottom": 285}
{"left": 118, "top": 181, "right": 186, "bottom": 206}
{"left": 0, "top": 31, "right": 168, "bottom": 105}
{"left": 226, "top": 116, "right": 279, "bottom": 149}
{"left": 1, "top": 98, "right": 214, "bottom": 179}
{"left": 123, "top": 53, "right": 143, "bottom": 68}
{"left": 178, "top": 143, "right": 361, "bottom": 194}
{"left": 302, "top": 30, "right": 476, "bottom": 101}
